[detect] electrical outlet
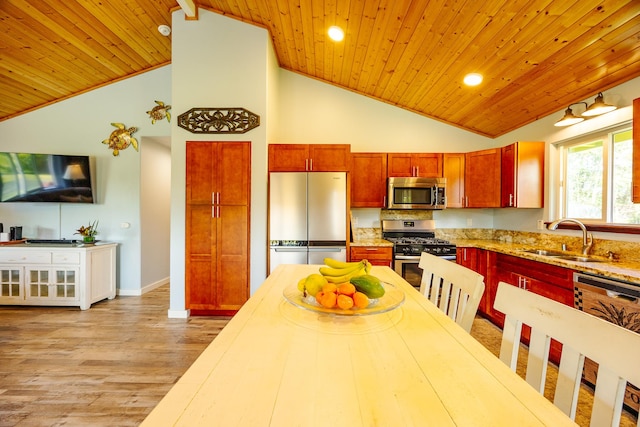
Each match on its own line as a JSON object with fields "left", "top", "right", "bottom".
{"left": 466, "top": 218, "right": 473, "bottom": 227}
{"left": 537, "top": 220, "right": 544, "bottom": 230}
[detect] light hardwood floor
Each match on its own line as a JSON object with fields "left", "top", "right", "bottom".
{"left": 1, "top": 285, "right": 636, "bottom": 426}
{"left": 0, "top": 285, "right": 230, "bottom": 426}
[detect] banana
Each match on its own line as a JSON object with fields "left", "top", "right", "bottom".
{"left": 323, "top": 258, "right": 362, "bottom": 269}
{"left": 324, "top": 267, "right": 366, "bottom": 283}
{"left": 318, "top": 261, "right": 364, "bottom": 277}
{"left": 363, "top": 259, "right": 372, "bottom": 274}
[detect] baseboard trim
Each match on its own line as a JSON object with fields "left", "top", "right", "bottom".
{"left": 168, "top": 309, "right": 190, "bottom": 319}
{"left": 117, "top": 277, "right": 170, "bottom": 296}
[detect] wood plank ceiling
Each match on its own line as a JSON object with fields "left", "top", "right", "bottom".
{"left": 1, "top": 0, "right": 639, "bottom": 138}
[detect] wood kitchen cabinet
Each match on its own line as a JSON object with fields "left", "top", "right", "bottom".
{"left": 492, "top": 253, "right": 574, "bottom": 364}
{"left": 443, "top": 153, "right": 465, "bottom": 208}
{"left": 457, "top": 247, "right": 492, "bottom": 316}
{"left": 501, "top": 141, "right": 545, "bottom": 208}
{"left": 186, "top": 141, "right": 250, "bottom": 314}
{"left": 350, "top": 153, "right": 387, "bottom": 207}
{"left": 387, "top": 153, "right": 443, "bottom": 177}
{"left": 632, "top": 97, "right": 640, "bottom": 203}
{"left": 268, "top": 144, "right": 350, "bottom": 172}
{"left": 350, "top": 245, "right": 393, "bottom": 267}
{"left": 464, "top": 148, "right": 501, "bottom": 207}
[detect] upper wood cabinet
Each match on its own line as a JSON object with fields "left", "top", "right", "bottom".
{"left": 501, "top": 141, "right": 545, "bottom": 208}
{"left": 268, "top": 144, "right": 350, "bottom": 172}
{"left": 632, "top": 97, "right": 640, "bottom": 203}
{"left": 350, "top": 153, "right": 387, "bottom": 208}
{"left": 464, "top": 148, "right": 502, "bottom": 207}
{"left": 387, "top": 153, "right": 443, "bottom": 177}
{"left": 443, "top": 153, "right": 465, "bottom": 208}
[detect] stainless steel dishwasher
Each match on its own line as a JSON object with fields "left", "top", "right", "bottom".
{"left": 573, "top": 272, "right": 640, "bottom": 413}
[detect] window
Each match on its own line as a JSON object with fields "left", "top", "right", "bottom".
{"left": 558, "top": 126, "right": 640, "bottom": 225}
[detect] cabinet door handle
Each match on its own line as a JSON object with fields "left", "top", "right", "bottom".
{"left": 509, "top": 193, "right": 514, "bottom": 207}
{"left": 212, "top": 206, "right": 216, "bottom": 218}
{"left": 415, "top": 166, "right": 419, "bottom": 176}
{"left": 212, "top": 192, "right": 215, "bottom": 205}
{"left": 305, "top": 159, "right": 308, "bottom": 170}
{"left": 309, "top": 158, "right": 313, "bottom": 171}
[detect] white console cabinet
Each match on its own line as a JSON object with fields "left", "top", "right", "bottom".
{"left": 0, "top": 243, "right": 117, "bottom": 310}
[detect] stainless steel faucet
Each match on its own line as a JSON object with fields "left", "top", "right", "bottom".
{"left": 547, "top": 218, "right": 593, "bottom": 255}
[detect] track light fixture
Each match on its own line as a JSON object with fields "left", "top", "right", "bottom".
{"left": 554, "top": 92, "right": 617, "bottom": 127}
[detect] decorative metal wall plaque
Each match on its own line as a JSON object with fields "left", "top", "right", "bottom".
{"left": 177, "top": 108, "right": 260, "bottom": 134}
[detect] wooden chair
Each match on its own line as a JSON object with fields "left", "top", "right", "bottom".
{"left": 418, "top": 252, "right": 485, "bottom": 333}
{"left": 494, "top": 281, "right": 640, "bottom": 426}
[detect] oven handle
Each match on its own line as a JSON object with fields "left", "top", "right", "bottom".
{"left": 395, "top": 254, "right": 456, "bottom": 261}
{"left": 395, "top": 255, "right": 422, "bottom": 260}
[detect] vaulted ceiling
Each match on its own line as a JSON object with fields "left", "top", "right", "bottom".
{"left": 1, "top": 0, "right": 639, "bottom": 138}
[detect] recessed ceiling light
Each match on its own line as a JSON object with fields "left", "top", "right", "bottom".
{"left": 158, "top": 24, "right": 171, "bottom": 37}
{"left": 463, "top": 73, "right": 483, "bottom": 86}
{"left": 328, "top": 26, "right": 344, "bottom": 42}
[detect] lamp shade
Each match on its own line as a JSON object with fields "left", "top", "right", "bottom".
{"left": 63, "top": 164, "right": 86, "bottom": 180}
{"left": 554, "top": 107, "right": 585, "bottom": 127}
{"left": 581, "top": 92, "right": 617, "bottom": 117}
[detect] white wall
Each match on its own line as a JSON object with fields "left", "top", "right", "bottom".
{"left": 140, "top": 137, "right": 171, "bottom": 293}
{"left": 0, "top": 66, "right": 172, "bottom": 293}
{"left": 276, "top": 70, "right": 492, "bottom": 152}
{"left": 169, "top": 9, "right": 271, "bottom": 317}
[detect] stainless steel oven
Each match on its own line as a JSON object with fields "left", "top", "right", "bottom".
{"left": 382, "top": 220, "right": 456, "bottom": 289}
{"left": 394, "top": 254, "right": 456, "bottom": 288}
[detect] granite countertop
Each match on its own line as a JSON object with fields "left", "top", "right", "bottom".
{"left": 350, "top": 238, "right": 394, "bottom": 247}
{"left": 453, "top": 238, "right": 640, "bottom": 286}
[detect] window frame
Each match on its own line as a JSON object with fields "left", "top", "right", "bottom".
{"left": 554, "top": 122, "right": 636, "bottom": 229}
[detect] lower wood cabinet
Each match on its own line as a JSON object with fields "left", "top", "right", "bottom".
{"left": 490, "top": 253, "right": 574, "bottom": 364}
{"left": 458, "top": 248, "right": 576, "bottom": 364}
{"left": 349, "top": 246, "right": 393, "bottom": 268}
{"left": 0, "top": 244, "right": 117, "bottom": 310}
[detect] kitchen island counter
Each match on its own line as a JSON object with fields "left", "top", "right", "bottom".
{"left": 142, "top": 264, "right": 575, "bottom": 426}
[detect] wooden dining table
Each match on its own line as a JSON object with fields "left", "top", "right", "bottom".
{"left": 142, "top": 265, "right": 577, "bottom": 426}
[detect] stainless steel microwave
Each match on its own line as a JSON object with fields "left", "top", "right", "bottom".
{"left": 387, "top": 177, "right": 447, "bottom": 209}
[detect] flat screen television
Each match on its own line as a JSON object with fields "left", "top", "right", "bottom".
{"left": 0, "top": 152, "right": 96, "bottom": 203}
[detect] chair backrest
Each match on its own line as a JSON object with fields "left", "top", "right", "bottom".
{"left": 494, "top": 281, "right": 640, "bottom": 427}
{"left": 418, "top": 252, "right": 485, "bottom": 333}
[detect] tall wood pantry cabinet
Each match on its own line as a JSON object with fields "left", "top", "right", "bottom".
{"left": 186, "top": 141, "right": 250, "bottom": 314}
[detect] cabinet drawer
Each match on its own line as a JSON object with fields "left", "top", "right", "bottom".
{"left": 0, "top": 251, "right": 52, "bottom": 264}
{"left": 350, "top": 246, "right": 392, "bottom": 261}
{"left": 52, "top": 252, "right": 81, "bottom": 264}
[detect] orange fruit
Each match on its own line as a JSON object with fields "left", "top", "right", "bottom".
{"left": 337, "top": 282, "right": 356, "bottom": 296}
{"left": 353, "top": 292, "right": 369, "bottom": 309}
{"left": 337, "top": 294, "right": 354, "bottom": 310}
{"left": 322, "top": 283, "right": 338, "bottom": 294}
{"left": 315, "top": 290, "right": 326, "bottom": 305}
{"left": 319, "top": 291, "right": 337, "bottom": 308}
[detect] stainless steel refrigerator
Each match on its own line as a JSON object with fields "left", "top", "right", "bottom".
{"left": 269, "top": 172, "right": 347, "bottom": 273}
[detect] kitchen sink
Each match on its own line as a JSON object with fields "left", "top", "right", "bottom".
{"left": 519, "top": 249, "right": 566, "bottom": 257}
{"left": 518, "top": 249, "right": 604, "bottom": 263}
{"left": 556, "top": 255, "right": 603, "bottom": 263}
